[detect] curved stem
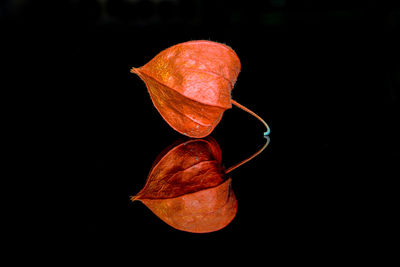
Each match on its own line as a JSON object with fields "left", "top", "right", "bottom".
{"left": 225, "top": 136, "right": 270, "bottom": 174}
{"left": 231, "top": 99, "right": 270, "bottom": 136}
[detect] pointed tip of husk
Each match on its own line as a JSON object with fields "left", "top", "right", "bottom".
{"left": 130, "top": 67, "right": 140, "bottom": 75}
{"left": 130, "top": 195, "right": 140, "bottom": 202}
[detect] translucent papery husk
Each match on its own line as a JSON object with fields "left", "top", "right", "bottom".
{"left": 131, "top": 40, "right": 241, "bottom": 138}
{"left": 131, "top": 137, "right": 237, "bottom": 233}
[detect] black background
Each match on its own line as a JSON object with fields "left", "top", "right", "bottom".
{"left": 3, "top": 0, "right": 398, "bottom": 263}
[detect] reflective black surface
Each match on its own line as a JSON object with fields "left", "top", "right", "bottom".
{"left": 4, "top": 0, "right": 398, "bottom": 262}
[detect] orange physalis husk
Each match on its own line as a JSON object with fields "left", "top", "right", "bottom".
{"left": 131, "top": 40, "right": 270, "bottom": 138}
{"left": 131, "top": 137, "right": 237, "bottom": 233}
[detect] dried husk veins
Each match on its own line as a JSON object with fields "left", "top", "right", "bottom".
{"left": 131, "top": 40, "right": 241, "bottom": 138}
{"left": 131, "top": 138, "right": 237, "bottom": 233}
{"left": 135, "top": 179, "right": 236, "bottom": 233}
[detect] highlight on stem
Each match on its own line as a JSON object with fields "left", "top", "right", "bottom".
{"left": 231, "top": 99, "right": 271, "bottom": 136}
